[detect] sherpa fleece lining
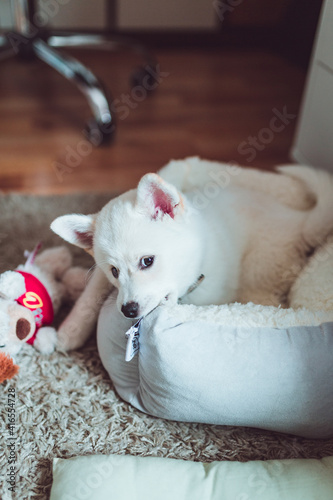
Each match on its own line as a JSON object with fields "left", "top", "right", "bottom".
{"left": 160, "top": 301, "right": 333, "bottom": 328}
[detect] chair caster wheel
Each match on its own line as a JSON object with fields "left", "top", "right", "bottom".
{"left": 85, "top": 119, "right": 116, "bottom": 146}
{"left": 131, "top": 64, "right": 159, "bottom": 92}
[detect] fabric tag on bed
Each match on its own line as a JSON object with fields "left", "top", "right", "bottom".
{"left": 125, "top": 318, "right": 142, "bottom": 362}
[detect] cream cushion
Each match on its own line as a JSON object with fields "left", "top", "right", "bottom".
{"left": 50, "top": 454, "right": 333, "bottom": 500}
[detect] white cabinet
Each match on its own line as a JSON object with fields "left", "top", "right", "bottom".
{"left": 0, "top": 0, "right": 108, "bottom": 30}
{"left": 292, "top": 0, "right": 333, "bottom": 171}
{"left": 36, "top": 0, "right": 107, "bottom": 30}
{"left": 0, "top": 1, "right": 13, "bottom": 29}
{"left": 1, "top": 0, "right": 217, "bottom": 31}
{"left": 118, "top": 0, "right": 217, "bottom": 30}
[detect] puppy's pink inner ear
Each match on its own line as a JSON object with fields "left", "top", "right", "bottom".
{"left": 152, "top": 187, "right": 176, "bottom": 219}
{"left": 74, "top": 230, "right": 93, "bottom": 248}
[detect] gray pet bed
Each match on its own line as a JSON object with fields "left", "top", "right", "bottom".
{"left": 97, "top": 238, "right": 333, "bottom": 439}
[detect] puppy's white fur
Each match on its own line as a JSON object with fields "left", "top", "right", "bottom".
{"left": 51, "top": 157, "right": 333, "bottom": 350}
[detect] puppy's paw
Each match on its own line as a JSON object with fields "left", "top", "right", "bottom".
{"left": 34, "top": 327, "right": 57, "bottom": 354}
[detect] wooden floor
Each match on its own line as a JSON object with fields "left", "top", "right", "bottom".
{"left": 0, "top": 48, "right": 306, "bottom": 194}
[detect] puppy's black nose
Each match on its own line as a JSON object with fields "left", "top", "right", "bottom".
{"left": 121, "top": 301, "right": 139, "bottom": 318}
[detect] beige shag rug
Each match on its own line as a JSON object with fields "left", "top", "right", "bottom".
{"left": 0, "top": 192, "right": 333, "bottom": 500}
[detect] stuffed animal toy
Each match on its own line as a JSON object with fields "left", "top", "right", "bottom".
{"left": 0, "top": 244, "right": 88, "bottom": 359}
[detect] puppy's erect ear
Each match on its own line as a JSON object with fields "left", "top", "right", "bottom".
{"left": 136, "top": 173, "right": 184, "bottom": 220}
{"left": 51, "top": 214, "right": 96, "bottom": 251}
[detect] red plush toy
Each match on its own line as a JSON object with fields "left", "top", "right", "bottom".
{"left": 0, "top": 244, "right": 88, "bottom": 359}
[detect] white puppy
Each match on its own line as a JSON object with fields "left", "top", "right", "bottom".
{"left": 51, "top": 157, "right": 333, "bottom": 349}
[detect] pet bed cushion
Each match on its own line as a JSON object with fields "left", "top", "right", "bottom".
{"left": 98, "top": 296, "right": 333, "bottom": 439}
{"left": 97, "top": 238, "right": 333, "bottom": 439}
{"left": 50, "top": 454, "right": 333, "bottom": 500}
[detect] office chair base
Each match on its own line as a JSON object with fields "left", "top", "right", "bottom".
{"left": 0, "top": 30, "right": 158, "bottom": 145}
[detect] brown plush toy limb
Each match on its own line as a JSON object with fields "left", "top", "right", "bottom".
{"left": 61, "top": 267, "right": 89, "bottom": 302}
{"left": 0, "top": 352, "right": 19, "bottom": 384}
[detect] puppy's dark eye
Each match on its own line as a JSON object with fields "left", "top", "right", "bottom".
{"left": 140, "top": 256, "right": 154, "bottom": 270}
{"left": 111, "top": 266, "right": 119, "bottom": 279}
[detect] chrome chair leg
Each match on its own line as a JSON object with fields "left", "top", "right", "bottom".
{"left": 1, "top": 1, "right": 158, "bottom": 145}
{"left": 33, "top": 39, "right": 114, "bottom": 144}
{"left": 13, "top": 0, "right": 31, "bottom": 35}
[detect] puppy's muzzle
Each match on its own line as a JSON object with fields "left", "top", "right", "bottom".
{"left": 121, "top": 301, "right": 139, "bottom": 318}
